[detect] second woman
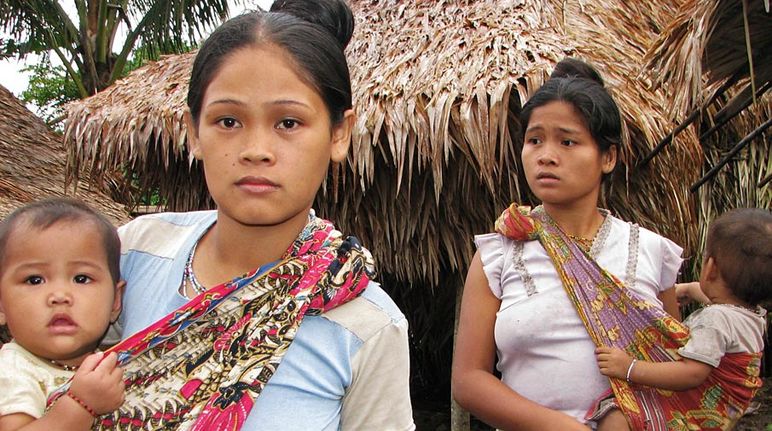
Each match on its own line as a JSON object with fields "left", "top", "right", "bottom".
{"left": 452, "top": 59, "right": 683, "bottom": 430}
{"left": 106, "top": 1, "right": 414, "bottom": 429}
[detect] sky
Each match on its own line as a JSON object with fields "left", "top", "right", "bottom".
{"left": 0, "top": 0, "right": 272, "bottom": 99}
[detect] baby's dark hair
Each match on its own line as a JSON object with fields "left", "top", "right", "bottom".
{"left": 0, "top": 198, "right": 121, "bottom": 284}
{"left": 520, "top": 58, "right": 621, "bottom": 178}
{"left": 187, "top": 0, "right": 354, "bottom": 127}
{"left": 705, "top": 208, "right": 772, "bottom": 306}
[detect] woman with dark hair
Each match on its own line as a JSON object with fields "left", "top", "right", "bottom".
{"left": 452, "top": 58, "right": 683, "bottom": 430}
{"left": 97, "top": 1, "right": 414, "bottom": 429}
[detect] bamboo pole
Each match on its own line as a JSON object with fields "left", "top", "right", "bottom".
{"left": 698, "top": 81, "right": 772, "bottom": 142}
{"left": 637, "top": 68, "right": 746, "bottom": 168}
{"left": 691, "top": 118, "right": 772, "bottom": 192}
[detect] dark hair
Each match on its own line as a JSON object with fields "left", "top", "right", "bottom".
{"left": 0, "top": 198, "right": 122, "bottom": 284}
{"left": 521, "top": 58, "right": 621, "bottom": 161}
{"left": 187, "top": 0, "right": 354, "bottom": 126}
{"left": 549, "top": 57, "right": 605, "bottom": 84}
{"left": 705, "top": 208, "right": 772, "bottom": 306}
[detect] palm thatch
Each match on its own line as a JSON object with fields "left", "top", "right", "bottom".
{"left": 645, "top": 0, "right": 771, "bottom": 118}
{"left": 644, "top": 0, "right": 771, "bottom": 278}
{"left": 0, "top": 85, "right": 129, "bottom": 223}
{"left": 65, "top": 0, "right": 702, "bottom": 286}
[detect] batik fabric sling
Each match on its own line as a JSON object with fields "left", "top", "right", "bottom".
{"left": 50, "top": 214, "right": 374, "bottom": 430}
{"left": 495, "top": 204, "right": 762, "bottom": 431}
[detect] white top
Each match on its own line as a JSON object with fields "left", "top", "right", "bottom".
{"left": 678, "top": 304, "right": 767, "bottom": 367}
{"left": 475, "top": 213, "right": 683, "bottom": 422}
{"left": 0, "top": 341, "right": 73, "bottom": 418}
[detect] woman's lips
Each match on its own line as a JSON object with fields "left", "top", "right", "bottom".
{"left": 535, "top": 172, "right": 560, "bottom": 184}
{"left": 235, "top": 176, "right": 279, "bottom": 194}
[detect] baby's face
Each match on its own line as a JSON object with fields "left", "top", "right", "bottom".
{"left": 0, "top": 220, "right": 121, "bottom": 366}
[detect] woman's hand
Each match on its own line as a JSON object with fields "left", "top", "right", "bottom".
{"left": 595, "top": 347, "right": 633, "bottom": 380}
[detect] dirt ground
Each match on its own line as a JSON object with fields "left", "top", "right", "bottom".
{"left": 414, "top": 378, "right": 772, "bottom": 430}
{"left": 736, "top": 378, "right": 772, "bottom": 431}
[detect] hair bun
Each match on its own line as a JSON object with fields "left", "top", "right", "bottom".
{"left": 550, "top": 57, "right": 605, "bottom": 87}
{"left": 270, "top": 0, "right": 354, "bottom": 49}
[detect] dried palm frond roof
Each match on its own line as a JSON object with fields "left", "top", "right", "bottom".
{"left": 65, "top": 0, "right": 701, "bottom": 284}
{"left": 0, "top": 85, "right": 129, "bottom": 224}
{"left": 645, "top": 0, "right": 772, "bottom": 118}
{"left": 643, "top": 0, "right": 770, "bottom": 194}
{"left": 643, "top": 0, "right": 770, "bottom": 278}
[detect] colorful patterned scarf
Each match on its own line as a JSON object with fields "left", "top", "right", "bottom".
{"left": 51, "top": 215, "right": 374, "bottom": 430}
{"left": 495, "top": 204, "right": 762, "bottom": 431}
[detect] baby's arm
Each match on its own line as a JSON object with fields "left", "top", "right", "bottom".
{"left": 0, "top": 352, "right": 124, "bottom": 431}
{"left": 675, "top": 282, "right": 710, "bottom": 306}
{"left": 595, "top": 347, "right": 712, "bottom": 391}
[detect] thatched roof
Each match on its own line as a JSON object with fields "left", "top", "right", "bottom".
{"left": 0, "top": 85, "right": 129, "bottom": 224}
{"left": 645, "top": 0, "right": 771, "bottom": 118}
{"left": 643, "top": 0, "right": 771, "bottom": 273}
{"left": 65, "top": 0, "right": 702, "bottom": 285}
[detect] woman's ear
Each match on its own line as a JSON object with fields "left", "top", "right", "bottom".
{"left": 602, "top": 145, "right": 618, "bottom": 174}
{"left": 330, "top": 109, "right": 355, "bottom": 163}
{"left": 110, "top": 280, "right": 126, "bottom": 323}
{"left": 184, "top": 111, "right": 202, "bottom": 160}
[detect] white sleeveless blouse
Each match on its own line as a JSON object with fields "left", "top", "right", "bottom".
{"left": 475, "top": 213, "right": 683, "bottom": 422}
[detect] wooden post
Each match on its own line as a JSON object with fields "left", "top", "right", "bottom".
{"left": 451, "top": 276, "right": 471, "bottom": 431}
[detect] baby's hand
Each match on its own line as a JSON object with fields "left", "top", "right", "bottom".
{"left": 675, "top": 282, "right": 709, "bottom": 306}
{"left": 68, "top": 352, "right": 125, "bottom": 415}
{"left": 595, "top": 346, "right": 634, "bottom": 380}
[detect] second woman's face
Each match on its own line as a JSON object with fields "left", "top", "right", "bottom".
{"left": 186, "top": 44, "right": 353, "bottom": 228}
{"left": 521, "top": 101, "right": 616, "bottom": 209}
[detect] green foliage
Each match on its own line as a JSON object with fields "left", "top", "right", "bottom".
{"left": 20, "top": 55, "right": 80, "bottom": 125}
{"left": 1, "top": 0, "right": 236, "bottom": 96}
{"left": 19, "top": 53, "right": 149, "bottom": 127}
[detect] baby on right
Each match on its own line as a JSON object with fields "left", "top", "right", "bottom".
{"left": 596, "top": 208, "right": 771, "bottom": 431}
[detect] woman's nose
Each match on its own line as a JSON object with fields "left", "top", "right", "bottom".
{"left": 537, "top": 147, "right": 557, "bottom": 165}
{"left": 239, "top": 129, "right": 276, "bottom": 164}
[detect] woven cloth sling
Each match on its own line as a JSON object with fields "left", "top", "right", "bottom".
{"left": 50, "top": 214, "right": 374, "bottom": 430}
{"left": 495, "top": 204, "right": 762, "bottom": 431}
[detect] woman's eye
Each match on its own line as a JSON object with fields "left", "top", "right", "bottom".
{"left": 73, "top": 274, "right": 92, "bottom": 284}
{"left": 217, "top": 117, "right": 241, "bottom": 129}
{"left": 526, "top": 137, "right": 541, "bottom": 145}
{"left": 277, "top": 119, "right": 299, "bottom": 130}
{"left": 24, "top": 275, "right": 44, "bottom": 285}
{"left": 562, "top": 139, "right": 576, "bottom": 146}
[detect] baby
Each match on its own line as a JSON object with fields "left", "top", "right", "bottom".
{"left": 0, "top": 198, "right": 125, "bottom": 430}
{"left": 595, "top": 208, "right": 771, "bottom": 430}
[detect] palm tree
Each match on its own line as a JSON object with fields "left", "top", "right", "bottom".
{"left": 0, "top": 0, "right": 238, "bottom": 98}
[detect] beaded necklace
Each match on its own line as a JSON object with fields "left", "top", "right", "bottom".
{"left": 567, "top": 233, "right": 594, "bottom": 253}
{"left": 184, "top": 241, "right": 207, "bottom": 295}
{"left": 49, "top": 359, "right": 78, "bottom": 371}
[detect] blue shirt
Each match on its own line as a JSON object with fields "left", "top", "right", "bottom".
{"left": 117, "top": 211, "right": 414, "bottom": 430}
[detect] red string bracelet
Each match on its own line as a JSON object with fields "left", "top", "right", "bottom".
{"left": 66, "top": 390, "right": 98, "bottom": 417}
